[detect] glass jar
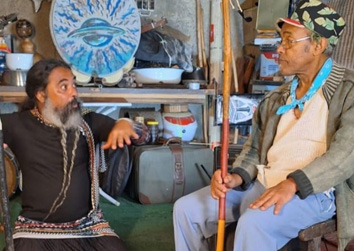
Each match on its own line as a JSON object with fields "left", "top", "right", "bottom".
{"left": 146, "top": 121, "right": 159, "bottom": 144}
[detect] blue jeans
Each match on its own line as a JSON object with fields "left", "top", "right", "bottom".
{"left": 173, "top": 181, "right": 336, "bottom": 251}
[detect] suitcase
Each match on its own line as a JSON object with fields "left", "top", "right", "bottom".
{"left": 213, "top": 144, "right": 244, "bottom": 172}
{"left": 128, "top": 138, "right": 213, "bottom": 204}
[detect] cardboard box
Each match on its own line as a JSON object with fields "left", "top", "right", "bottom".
{"left": 243, "top": 44, "right": 261, "bottom": 59}
{"left": 240, "top": 0, "right": 258, "bottom": 10}
{"left": 259, "top": 44, "right": 280, "bottom": 80}
{"left": 256, "top": 0, "right": 288, "bottom": 30}
{"left": 241, "top": 0, "right": 258, "bottom": 45}
{"left": 243, "top": 7, "right": 258, "bottom": 45}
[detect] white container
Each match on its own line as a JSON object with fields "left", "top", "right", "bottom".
{"left": 162, "top": 111, "right": 197, "bottom": 141}
{"left": 188, "top": 82, "right": 200, "bottom": 90}
{"left": 6, "top": 53, "right": 34, "bottom": 71}
{"left": 132, "top": 68, "right": 184, "bottom": 84}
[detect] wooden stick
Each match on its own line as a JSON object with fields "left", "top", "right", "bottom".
{"left": 0, "top": 121, "right": 15, "bottom": 251}
{"left": 233, "top": 128, "right": 239, "bottom": 145}
{"left": 216, "top": 0, "right": 232, "bottom": 250}
{"left": 141, "top": 18, "right": 168, "bottom": 33}
{"left": 199, "top": 6, "right": 209, "bottom": 81}
{"left": 231, "top": 49, "right": 238, "bottom": 93}
{"left": 243, "top": 57, "right": 255, "bottom": 89}
{"left": 196, "top": 0, "right": 203, "bottom": 67}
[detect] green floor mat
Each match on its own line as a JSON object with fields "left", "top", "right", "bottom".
{"left": 0, "top": 193, "right": 175, "bottom": 251}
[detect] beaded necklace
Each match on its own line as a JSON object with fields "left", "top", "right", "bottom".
{"left": 31, "top": 107, "right": 56, "bottom": 128}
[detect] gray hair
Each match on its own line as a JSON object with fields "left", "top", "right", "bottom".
{"left": 310, "top": 31, "right": 334, "bottom": 57}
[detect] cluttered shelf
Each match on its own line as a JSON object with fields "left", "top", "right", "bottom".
{"left": 0, "top": 86, "right": 215, "bottom": 104}
{"left": 0, "top": 86, "right": 214, "bottom": 142}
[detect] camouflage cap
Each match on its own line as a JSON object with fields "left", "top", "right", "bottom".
{"left": 276, "top": 0, "right": 346, "bottom": 47}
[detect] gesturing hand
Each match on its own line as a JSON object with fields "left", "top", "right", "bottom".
{"left": 249, "top": 178, "right": 297, "bottom": 215}
{"left": 102, "top": 119, "right": 138, "bottom": 150}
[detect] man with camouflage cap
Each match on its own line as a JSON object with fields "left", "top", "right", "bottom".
{"left": 173, "top": 0, "right": 354, "bottom": 250}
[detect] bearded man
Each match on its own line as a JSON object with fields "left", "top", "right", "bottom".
{"left": 0, "top": 59, "right": 148, "bottom": 250}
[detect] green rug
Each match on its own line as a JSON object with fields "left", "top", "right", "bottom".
{"left": 0, "top": 194, "right": 175, "bottom": 251}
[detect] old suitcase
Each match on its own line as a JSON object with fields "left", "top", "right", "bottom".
{"left": 128, "top": 138, "right": 213, "bottom": 204}
{"left": 213, "top": 144, "right": 244, "bottom": 172}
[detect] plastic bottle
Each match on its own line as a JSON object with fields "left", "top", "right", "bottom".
{"left": 0, "top": 37, "right": 10, "bottom": 76}
{"left": 147, "top": 121, "right": 159, "bottom": 144}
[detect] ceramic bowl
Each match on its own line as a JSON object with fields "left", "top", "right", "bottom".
{"left": 132, "top": 68, "right": 184, "bottom": 84}
{"left": 6, "top": 53, "right": 34, "bottom": 71}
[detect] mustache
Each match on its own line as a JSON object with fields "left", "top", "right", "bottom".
{"left": 58, "top": 97, "right": 82, "bottom": 125}
{"left": 67, "top": 97, "right": 82, "bottom": 110}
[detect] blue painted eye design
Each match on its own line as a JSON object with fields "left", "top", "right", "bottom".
{"left": 50, "top": 0, "right": 141, "bottom": 77}
{"left": 68, "top": 18, "right": 125, "bottom": 47}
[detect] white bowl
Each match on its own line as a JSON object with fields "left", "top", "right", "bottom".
{"left": 6, "top": 53, "right": 34, "bottom": 71}
{"left": 132, "top": 68, "right": 184, "bottom": 84}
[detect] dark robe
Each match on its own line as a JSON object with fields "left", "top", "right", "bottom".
{"left": 1, "top": 111, "right": 127, "bottom": 251}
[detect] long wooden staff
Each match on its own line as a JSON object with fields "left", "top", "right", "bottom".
{"left": 0, "top": 120, "right": 15, "bottom": 251}
{"left": 216, "top": 0, "right": 232, "bottom": 250}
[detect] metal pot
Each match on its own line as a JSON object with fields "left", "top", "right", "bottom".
{"left": 1, "top": 70, "right": 27, "bottom": 86}
{"left": 181, "top": 67, "right": 206, "bottom": 81}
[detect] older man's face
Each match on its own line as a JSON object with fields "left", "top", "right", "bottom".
{"left": 42, "top": 67, "right": 82, "bottom": 128}
{"left": 45, "top": 67, "right": 78, "bottom": 109}
{"left": 276, "top": 23, "right": 316, "bottom": 76}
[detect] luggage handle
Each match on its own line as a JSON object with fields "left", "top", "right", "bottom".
{"left": 169, "top": 144, "right": 184, "bottom": 185}
{"left": 168, "top": 142, "right": 185, "bottom": 202}
{"left": 163, "top": 137, "right": 182, "bottom": 146}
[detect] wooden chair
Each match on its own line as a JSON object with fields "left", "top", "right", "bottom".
{"left": 207, "top": 218, "right": 337, "bottom": 251}
{"left": 296, "top": 218, "right": 336, "bottom": 251}
{"left": 280, "top": 218, "right": 337, "bottom": 251}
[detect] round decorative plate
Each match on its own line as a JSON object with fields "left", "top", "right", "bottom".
{"left": 49, "top": 0, "right": 141, "bottom": 78}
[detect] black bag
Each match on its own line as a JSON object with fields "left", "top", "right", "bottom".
{"left": 100, "top": 145, "right": 132, "bottom": 199}
{"left": 134, "top": 30, "right": 193, "bottom": 71}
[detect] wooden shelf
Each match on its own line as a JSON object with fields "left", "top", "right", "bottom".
{"left": 0, "top": 86, "right": 214, "bottom": 142}
{"left": 0, "top": 86, "right": 214, "bottom": 104}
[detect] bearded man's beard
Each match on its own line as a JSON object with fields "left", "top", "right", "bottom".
{"left": 42, "top": 97, "right": 83, "bottom": 129}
